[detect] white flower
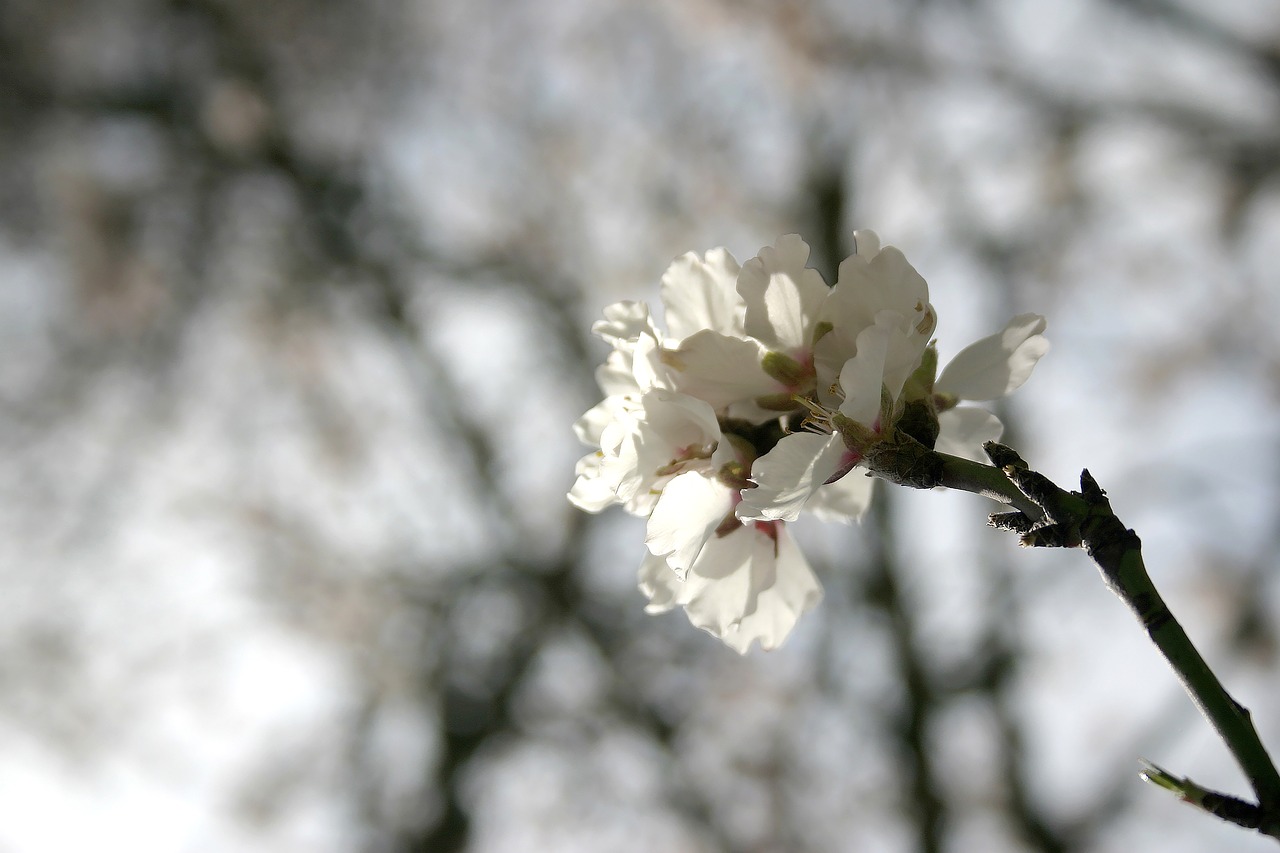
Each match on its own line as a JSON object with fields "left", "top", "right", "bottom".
{"left": 569, "top": 388, "right": 722, "bottom": 517}
{"left": 639, "top": 521, "right": 821, "bottom": 653}
{"left": 591, "top": 301, "right": 672, "bottom": 397}
{"left": 569, "top": 229, "right": 1049, "bottom": 653}
{"left": 660, "top": 247, "right": 744, "bottom": 343}
{"left": 737, "top": 294, "right": 930, "bottom": 524}
{"left": 643, "top": 423, "right": 758, "bottom": 570}
{"left": 812, "top": 229, "right": 936, "bottom": 407}
{"left": 666, "top": 235, "right": 831, "bottom": 423}
{"left": 738, "top": 311, "right": 1049, "bottom": 522}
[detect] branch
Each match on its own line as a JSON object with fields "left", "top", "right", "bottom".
{"left": 862, "top": 437, "right": 1280, "bottom": 840}
{"left": 1140, "top": 760, "right": 1268, "bottom": 834}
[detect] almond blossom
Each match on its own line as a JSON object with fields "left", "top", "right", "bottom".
{"left": 569, "top": 231, "right": 1048, "bottom": 652}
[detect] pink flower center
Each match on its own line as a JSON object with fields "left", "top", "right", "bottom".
{"left": 753, "top": 520, "right": 779, "bottom": 541}
{"left": 822, "top": 449, "right": 863, "bottom": 485}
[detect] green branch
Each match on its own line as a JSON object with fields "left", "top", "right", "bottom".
{"left": 861, "top": 436, "right": 1280, "bottom": 841}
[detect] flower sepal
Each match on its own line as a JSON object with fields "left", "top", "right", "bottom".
{"left": 900, "top": 343, "right": 938, "bottom": 402}
{"left": 895, "top": 398, "right": 940, "bottom": 450}
{"left": 832, "top": 411, "right": 880, "bottom": 457}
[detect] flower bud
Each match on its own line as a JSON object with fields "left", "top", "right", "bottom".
{"left": 900, "top": 343, "right": 938, "bottom": 402}
{"left": 761, "top": 351, "right": 816, "bottom": 392}
{"left": 896, "top": 397, "right": 940, "bottom": 450}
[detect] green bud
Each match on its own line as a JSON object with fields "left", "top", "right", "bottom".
{"left": 761, "top": 351, "right": 815, "bottom": 391}
{"left": 932, "top": 391, "right": 959, "bottom": 413}
{"left": 896, "top": 397, "right": 940, "bottom": 450}
{"left": 900, "top": 343, "right": 938, "bottom": 402}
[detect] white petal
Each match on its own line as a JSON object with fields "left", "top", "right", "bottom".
{"left": 936, "top": 314, "right": 1049, "bottom": 401}
{"left": 669, "top": 330, "right": 780, "bottom": 411}
{"left": 592, "top": 301, "right": 658, "bottom": 346}
{"left": 736, "top": 432, "right": 848, "bottom": 523}
{"left": 807, "top": 469, "right": 876, "bottom": 524}
{"left": 878, "top": 311, "right": 933, "bottom": 399}
{"left": 737, "top": 235, "right": 831, "bottom": 354}
{"left": 630, "top": 332, "right": 672, "bottom": 391}
{"left": 837, "top": 324, "right": 890, "bottom": 425}
{"left": 568, "top": 453, "right": 619, "bottom": 512}
{"left": 639, "top": 523, "right": 823, "bottom": 653}
{"left": 661, "top": 248, "right": 744, "bottom": 342}
{"left": 645, "top": 472, "right": 733, "bottom": 577}
{"left": 595, "top": 349, "right": 640, "bottom": 397}
{"left": 572, "top": 399, "right": 619, "bottom": 446}
{"left": 935, "top": 407, "right": 1004, "bottom": 461}
{"left": 851, "top": 229, "right": 881, "bottom": 258}
{"left": 827, "top": 246, "right": 931, "bottom": 339}
{"left": 678, "top": 528, "right": 759, "bottom": 637}
{"left": 593, "top": 319, "right": 673, "bottom": 396}
{"left": 630, "top": 389, "right": 721, "bottom": 478}
{"left": 724, "top": 526, "right": 822, "bottom": 652}
{"left": 723, "top": 398, "right": 795, "bottom": 425}
{"left": 638, "top": 550, "right": 681, "bottom": 613}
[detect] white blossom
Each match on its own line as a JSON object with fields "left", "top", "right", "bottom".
{"left": 639, "top": 521, "right": 821, "bottom": 653}
{"left": 659, "top": 247, "right": 744, "bottom": 343}
{"left": 568, "top": 229, "right": 1048, "bottom": 652}
{"left": 737, "top": 297, "right": 929, "bottom": 524}
{"left": 812, "top": 230, "right": 936, "bottom": 407}
{"left": 667, "top": 235, "right": 832, "bottom": 423}
{"left": 569, "top": 388, "right": 721, "bottom": 517}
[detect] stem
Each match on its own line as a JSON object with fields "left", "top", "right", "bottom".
{"left": 1078, "top": 503, "right": 1280, "bottom": 834}
{"left": 864, "top": 440, "right": 1280, "bottom": 839}
{"left": 935, "top": 452, "right": 1045, "bottom": 519}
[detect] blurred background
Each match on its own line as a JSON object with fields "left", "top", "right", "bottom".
{"left": 3, "top": 0, "right": 1280, "bottom": 850}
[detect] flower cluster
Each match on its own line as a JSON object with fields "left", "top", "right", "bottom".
{"left": 569, "top": 232, "right": 1048, "bottom": 652}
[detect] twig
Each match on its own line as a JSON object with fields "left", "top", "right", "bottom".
{"left": 861, "top": 437, "right": 1280, "bottom": 840}
{"left": 1140, "top": 760, "right": 1267, "bottom": 833}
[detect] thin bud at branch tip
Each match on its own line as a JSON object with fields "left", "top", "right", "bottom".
{"left": 1139, "top": 760, "right": 1183, "bottom": 794}
{"left": 1080, "top": 469, "right": 1106, "bottom": 501}
{"left": 990, "top": 511, "right": 1036, "bottom": 534}
{"left": 984, "top": 441, "right": 1027, "bottom": 470}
